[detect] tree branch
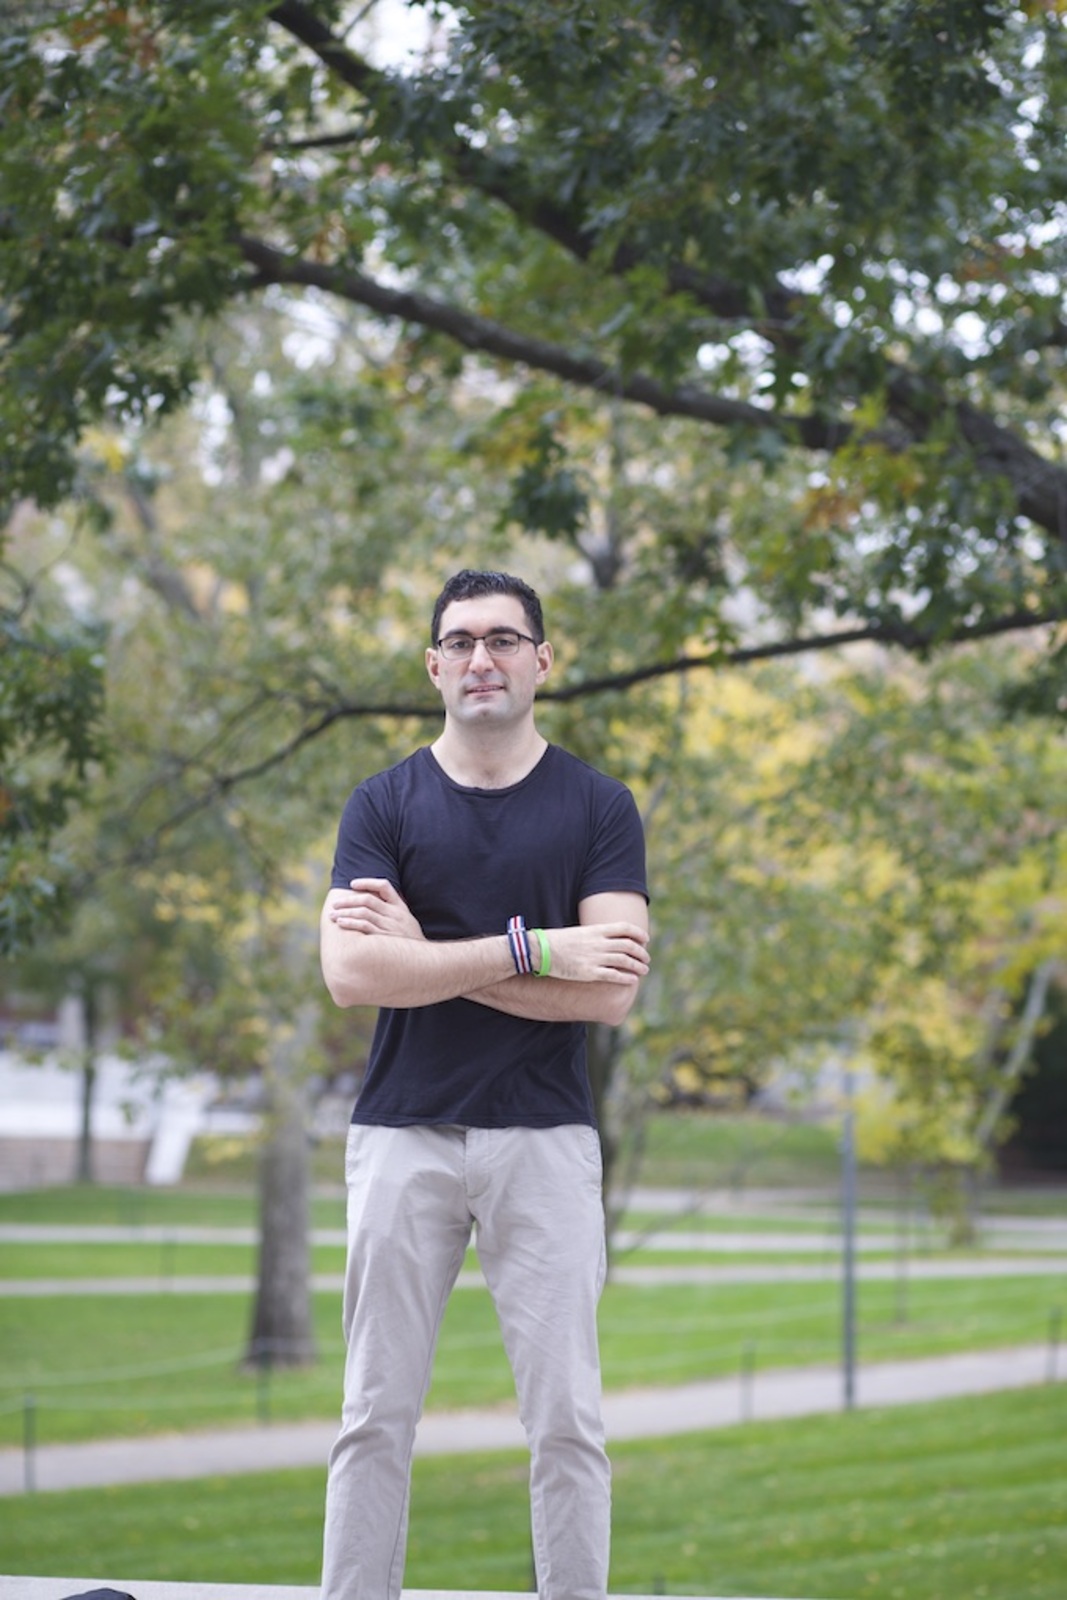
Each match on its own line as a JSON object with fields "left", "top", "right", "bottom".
{"left": 240, "top": 235, "right": 1067, "bottom": 542}
{"left": 268, "top": 1, "right": 381, "bottom": 95}
{"left": 236, "top": 234, "right": 840, "bottom": 448}
{"left": 954, "top": 399, "right": 1067, "bottom": 541}
{"left": 108, "top": 601, "right": 1065, "bottom": 868}
{"left": 974, "top": 959, "right": 1064, "bottom": 1153}
{"left": 264, "top": 3, "right": 1067, "bottom": 545}
{"left": 540, "top": 606, "right": 1067, "bottom": 702}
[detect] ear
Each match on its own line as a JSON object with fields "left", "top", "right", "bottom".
{"left": 535, "top": 640, "right": 554, "bottom": 684}
{"left": 425, "top": 646, "right": 443, "bottom": 692}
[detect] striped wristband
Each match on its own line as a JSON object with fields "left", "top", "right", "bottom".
{"left": 507, "top": 914, "right": 533, "bottom": 975}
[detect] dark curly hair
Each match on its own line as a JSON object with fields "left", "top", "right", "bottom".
{"left": 430, "top": 570, "right": 545, "bottom": 645}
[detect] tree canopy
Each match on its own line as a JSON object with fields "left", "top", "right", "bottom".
{"left": 2, "top": 0, "right": 1065, "bottom": 675}
{"left": 1, "top": 528, "right": 107, "bottom": 952}
{"left": 4, "top": 0, "right": 1066, "bottom": 940}
{"left": 3, "top": 2, "right": 1065, "bottom": 1136}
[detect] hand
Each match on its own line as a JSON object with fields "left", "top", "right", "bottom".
{"left": 328, "top": 878, "right": 425, "bottom": 940}
{"left": 545, "top": 921, "right": 650, "bottom": 986}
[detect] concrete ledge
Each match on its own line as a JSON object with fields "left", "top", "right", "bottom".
{"left": 1, "top": 1585, "right": 719, "bottom": 1600}
{"left": 0, "top": 1583, "right": 331, "bottom": 1600}
{"left": 3, "top": 1584, "right": 510, "bottom": 1600}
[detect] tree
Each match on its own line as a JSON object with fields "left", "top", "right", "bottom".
{"left": 1, "top": 524, "right": 107, "bottom": 953}
{"left": 4, "top": 302, "right": 430, "bottom": 1361}
{"left": 7, "top": 869, "right": 167, "bottom": 1182}
{"left": 800, "top": 647, "right": 1067, "bottom": 1234}
{"left": 6, "top": 0, "right": 1066, "bottom": 1314}
{"left": 2, "top": 0, "right": 1065, "bottom": 694}
{"left": 583, "top": 630, "right": 1066, "bottom": 1226}
{"left": 146, "top": 864, "right": 327, "bottom": 1366}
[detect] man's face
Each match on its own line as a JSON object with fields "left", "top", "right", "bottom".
{"left": 426, "top": 594, "right": 553, "bottom": 728}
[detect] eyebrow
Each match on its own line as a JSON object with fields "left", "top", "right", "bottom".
{"left": 439, "top": 624, "right": 521, "bottom": 636}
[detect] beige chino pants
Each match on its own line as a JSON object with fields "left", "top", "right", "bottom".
{"left": 319, "top": 1122, "right": 611, "bottom": 1600}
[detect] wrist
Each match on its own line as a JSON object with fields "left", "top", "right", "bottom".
{"left": 506, "top": 916, "right": 551, "bottom": 977}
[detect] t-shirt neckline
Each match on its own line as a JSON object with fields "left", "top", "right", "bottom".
{"left": 422, "top": 742, "right": 554, "bottom": 796}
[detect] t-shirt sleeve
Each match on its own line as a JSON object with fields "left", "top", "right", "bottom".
{"left": 578, "top": 784, "right": 649, "bottom": 904}
{"left": 330, "top": 780, "right": 400, "bottom": 891}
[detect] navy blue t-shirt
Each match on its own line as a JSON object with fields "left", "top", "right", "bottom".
{"left": 329, "top": 744, "right": 648, "bottom": 1128}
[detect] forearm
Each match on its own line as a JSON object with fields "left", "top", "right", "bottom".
{"left": 322, "top": 883, "right": 649, "bottom": 1013}
{"left": 466, "top": 973, "right": 641, "bottom": 1026}
{"left": 321, "top": 924, "right": 513, "bottom": 1009}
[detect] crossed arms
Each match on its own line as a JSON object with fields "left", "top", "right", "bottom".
{"left": 320, "top": 878, "right": 650, "bottom": 1027}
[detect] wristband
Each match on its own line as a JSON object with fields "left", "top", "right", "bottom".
{"left": 507, "top": 914, "right": 533, "bottom": 975}
{"left": 531, "top": 928, "right": 551, "bottom": 977}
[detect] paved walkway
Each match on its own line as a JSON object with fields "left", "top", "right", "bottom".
{"left": 3, "top": 1253, "right": 1064, "bottom": 1298}
{"left": 2, "top": 1342, "right": 1060, "bottom": 1497}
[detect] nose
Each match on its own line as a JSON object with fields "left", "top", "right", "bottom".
{"left": 468, "top": 637, "right": 496, "bottom": 666}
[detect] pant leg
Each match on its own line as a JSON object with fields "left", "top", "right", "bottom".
{"left": 320, "top": 1124, "right": 472, "bottom": 1600}
{"left": 472, "top": 1124, "right": 611, "bottom": 1600}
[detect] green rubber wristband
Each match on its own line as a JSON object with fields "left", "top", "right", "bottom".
{"left": 532, "top": 927, "right": 551, "bottom": 977}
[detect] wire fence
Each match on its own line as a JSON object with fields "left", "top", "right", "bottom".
{"left": 3, "top": 1307, "right": 1064, "bottom": 1498}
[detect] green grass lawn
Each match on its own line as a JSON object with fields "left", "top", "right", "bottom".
{"left": 2, "top": 1273, "right": 1063, "bottom": 1448}
{"left": 0, "top": 1182, "right": 346, "bottom": 1231}
{"left": 0, "top": 1240, "right": 350, "bottom": 1280}
{"left": 634, "top": 1111, "right": 847, "bottom": 1190}
{"left": 1, "top": 1386, "right": 1063, "bottom": 1599}
{"left": 617, "top": 1209, "right": 889, "bottom": 1234}
{"left": 1, "top": 1118, "right": 1065, "bottom": 1597}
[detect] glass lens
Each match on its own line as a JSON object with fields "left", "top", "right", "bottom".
{"left": 440, "top": 632, "right": 521, "bottom": 656}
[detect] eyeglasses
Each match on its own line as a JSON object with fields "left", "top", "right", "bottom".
{"left": 434, "top": 629, "right": 539, "bottom": 659}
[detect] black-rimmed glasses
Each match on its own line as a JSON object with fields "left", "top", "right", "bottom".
{"left": 434, "top": 629, "right": 539, "bottom": 659}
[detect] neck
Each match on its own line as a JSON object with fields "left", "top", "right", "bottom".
{"left": 432, "top": 723, "right": 547, "bottom": 789}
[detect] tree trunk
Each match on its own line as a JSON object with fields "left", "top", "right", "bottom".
{"left": 244, "top": 1007, "right": 318, "bottom": 1369}
{"left": 974, "top": 959, "right": 1062, "bottom": 1154}
{"left": 75, "top": 986, "right": 98, "bottom": 1185}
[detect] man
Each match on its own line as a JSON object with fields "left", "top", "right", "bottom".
{"left": 319, "top": 569, "right": 650, "bottom": 1600}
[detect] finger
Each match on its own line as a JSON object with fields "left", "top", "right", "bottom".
{"left": 330, "top": 898, "right": 375, "bottom": 920}
{"left": 331, "top": 899, "right": 386, "bottom": 923}
{"left": 606, "top": 947, "right": 650, "bottom": 974}
{"left": 349, "top": 877, "right": 402, "bottom": 902}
